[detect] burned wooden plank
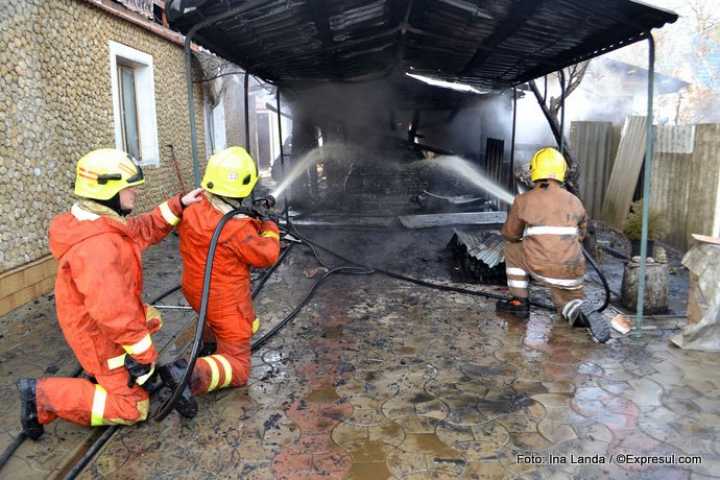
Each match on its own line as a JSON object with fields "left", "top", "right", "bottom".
{"left": 398, "top": 211, "right": 507, "bottom": 229}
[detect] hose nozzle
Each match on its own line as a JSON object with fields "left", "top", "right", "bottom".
{"left": 265, "top": 194, "right": 276, "bottom": 209}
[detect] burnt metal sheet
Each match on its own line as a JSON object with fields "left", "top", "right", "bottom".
{"left": 398, "top": 211, "right": 507, "bottom": 228}
{"left": 448, "top": 229, "right": 507, "bottom": 283}
{"left": 453, "top": 229, "right": 506, "bottom": 268}
{"left": 167, "top": 0, "right": 677, "bottom": 91}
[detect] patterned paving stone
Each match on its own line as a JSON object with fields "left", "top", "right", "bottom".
{"left": 537, "top": 404, "right": 589, "bottom": 426}
{"left": 436, "top": 421, "right": 511, "bottom": 462}
{"left": 611, "top": 378, "right": 664, "bottom": 407}
{"left": 460, "top": 461, "right": 520, "bottom": 479}
{"left": 572, "top": 421, "right": 614, "bottom": 444}
{"left": 538, "top": 421, "right": 578, "bottom": 445}
{"left": 541, "top": 379, "right": 576, "bottom": 394}
{"left": 339, "top": 407, "right": 394, "bottom": 428}
{"left": 3, "top": 231, "right": 719, "bottom": 478}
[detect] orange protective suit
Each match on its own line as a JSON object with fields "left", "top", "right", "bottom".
{"left": 176, "top": 195, "right": 280, "bottom": 395}
{"left": 37, "top": 196, "right": 184, "bottom": 427}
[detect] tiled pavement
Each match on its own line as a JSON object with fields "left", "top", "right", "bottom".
{"left": 1, "top": 226, "right": 718, "bottom": 479}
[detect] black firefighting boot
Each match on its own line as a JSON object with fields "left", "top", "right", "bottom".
{"left": 496, "top": 297, "right": 530, "bottom": 318}
{"left": 158, "top": 359, "right": 198, "bottom": 419}
{"left": 578, "top": 303, "right": 611, "bottom": 343}
{"left": 19, "top": 378, "right": 44, "bottom": 440}
{"left": 140, "top": 370, "right": 163, "bottom": 394}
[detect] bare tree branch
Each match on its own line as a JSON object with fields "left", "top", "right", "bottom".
{"left": 549, "top": 61, "right": 590, "bottom": 116}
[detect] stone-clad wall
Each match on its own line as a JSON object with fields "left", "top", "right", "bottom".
{"left": 0, "top": 0, "right": 207, "bottom": 274}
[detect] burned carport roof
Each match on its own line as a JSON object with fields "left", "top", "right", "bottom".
{"left": 167, "top": 0, "right": 677, "bottom": 91}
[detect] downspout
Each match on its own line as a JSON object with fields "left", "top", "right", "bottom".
{"left": 184, "top": 34, "right": 201, "bottom": 187}
{"left": 558, "top": 69, "right": 566, "bottom": 154}
{"left": 275, "top": 88, "right": 289, "bottom": 216}
{"left": 245, "top": 71, "right": 255, "bottom": 203}
{"left": 181, "top": 0, "right": 272, "bottom": 187}
{"left": 635, "top": 33, "right": 656, "bottom": 338}
{"left": 244, "top": 71, "right": 251, "bottom": 151}
{"left": 510, "top": 87, "right": 518, "bottom": 196}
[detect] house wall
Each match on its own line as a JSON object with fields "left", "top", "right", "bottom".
{"left": 0, "top": 0, "right": 207, "bottom": 314}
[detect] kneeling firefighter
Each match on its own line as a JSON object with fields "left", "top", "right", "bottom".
{"left": 159, "top": 146, "right": 280, "bottom": 418}
{"left": 496, "top": 147, "right": 611, "bottom": 343}
{"left": 19, "top": 149, "right": 204, "bottom": 440}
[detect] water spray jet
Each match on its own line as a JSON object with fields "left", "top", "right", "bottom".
{"left": 425, "top": 155, "right": 516, "bottom": 206}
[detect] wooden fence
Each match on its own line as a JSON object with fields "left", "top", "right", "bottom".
{"left": 572, "top": 120, "right": 720, "bottom": 252}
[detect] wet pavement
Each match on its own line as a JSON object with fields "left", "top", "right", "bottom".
{"left": 1, "top": 221, "right": 718, "bottom": 479}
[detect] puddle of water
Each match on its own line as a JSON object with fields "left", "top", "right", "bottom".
{"left": 346, "top": 460, "right": 392, "bottom": 479}
{"left": 305, "top": 386, "right": 341, "bottom": 403}
{"left": 349, "top": 439, "right": 389, "bottom": 462}
{"left": 410, "top": 432, "right": 458, "bottom": 455}
{"left": 411, "top": 392, "right": 434, "bottom": 403}
{"left": 320, "top": 325, "right": 344, "bottom": 339}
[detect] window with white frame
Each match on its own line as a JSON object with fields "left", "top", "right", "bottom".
{"left": 206, "top": 95, "right": 227, "bottom": 155}
{"left": 109, "top": 41, "right": 159, "bottom": 166}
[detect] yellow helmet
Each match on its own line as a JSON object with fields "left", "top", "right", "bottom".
{"left": 202, "top": 146, "right": 258, "bottom": 198}
{"left": 74, "top": 149, "right": 145, "bottom": 200}
{"left": 530, "top": 147, "right": 566, "bottom": 183}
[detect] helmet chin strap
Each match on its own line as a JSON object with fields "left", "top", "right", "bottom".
{"left": 218, "top": 195, "right": 243, "bottom": 209}
{"left": 96, "top": 193, "right": 131, "bottom": 216}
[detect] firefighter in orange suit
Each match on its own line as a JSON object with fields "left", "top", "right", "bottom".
{"left": 18, "top": 148, "right": 204, "bottom": 440}
{"left": 496, "top": 147, "right": 610, "bottom": 343}
{"left": 158, "top": 146, "right": 280, "bottom": 415}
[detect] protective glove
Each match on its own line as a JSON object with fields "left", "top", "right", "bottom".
{"left": 144, "top": 304, "right": 163, "bottom": 334}
{"left": 125, "top": 355, "right": 156, "bottom": 388}
{"left": 251, "top": 204, "right": 270, "bottom": 222}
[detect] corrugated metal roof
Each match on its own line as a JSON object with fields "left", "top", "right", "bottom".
{"left": 166, "top": 0, "right": 677, "bottom": 91}
{"left": 453, "top": 229, "right": 506, "bottom": 268}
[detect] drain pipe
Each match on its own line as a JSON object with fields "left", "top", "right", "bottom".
{"left": 635, "top": 33, "right": 656, "bottom": 338}
{"left": 244, "top": 71, "right": 251, "bottom": 152}
{"left": 245, "top": 71, "right": 257, "bottom": 203}
{"left": 181, "top": 0, "right": 274, "bottom": 187}
{"left": 510, "top": 87, "right": 518, "bottom": 197}
{"left": 275, "top": 87, "right": 289, "bottom": 220}
{"left": 558, "top": 69, "right": 566, "bottom": 154}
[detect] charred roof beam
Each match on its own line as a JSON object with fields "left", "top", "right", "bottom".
{"left": 515, "top": 30, "right": 651, "bottom": 85}
{"left": 393, "top": 0, "right": 417, "bottom": 72}
{"left": 509, "top": 0, "right": 676, "bottom": 86}
{"left": 306, "top": 0, "right": 339, "bottom": 80}
{"left": 460, "top": 0, "right": 540, "bottom": 76}
{"left": 253, "top": 27, "right": 402, "bottom": 76}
